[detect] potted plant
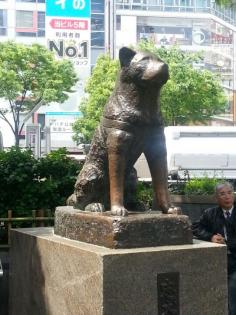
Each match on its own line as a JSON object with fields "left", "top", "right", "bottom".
{"left": 169, "top": 176, "right": 226, "bottom": 222}
{"left": 136, "top": 176, "right": 235, "bottom": 222}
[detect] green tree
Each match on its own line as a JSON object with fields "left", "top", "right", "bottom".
{"left": 72, "top": 54, "right": 119, "bottom": 143}
{"left": 73, "top": 42, "right": 226, "bottom": 141}
{"left": 215, "top": 0, "right": 236, "bottom": 7}
{"left": 138, "top": 41, "right": 226, "bottom": 125}
{"left": 0, "top": 41, "right": 78, "bottom": 146}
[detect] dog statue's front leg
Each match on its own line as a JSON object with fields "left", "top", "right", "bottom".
{"left": 144, "top": 129, "right": 181, "bottom": 214}
{"left": 107, "top": 129, "right": 131, "bottom": 216}
{"left": 147, "top": 153, "right": 170, "bottom": 214}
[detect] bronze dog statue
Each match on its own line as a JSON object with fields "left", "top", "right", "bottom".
{"left": 68, "top": 47, "right": 178, "bottom": 216}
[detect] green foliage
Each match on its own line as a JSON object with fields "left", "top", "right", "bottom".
{"left": 36, "top": 148, "right": 82, "bottom": 209}
{"left": 73, "top": 42, "right": 227, "bottom": 141}
{"left": 0, "top": 147, "right": 82, "bottom": 216}
{"left": 73, "top": 54, "right": 119, "bottom": 143}
{"left": 137, "top": 41, "right": 227, "bottom": 126}
{"left": 183, "top": 177, "right": 221, "bottom": 195}
{"left": 0, "top": 41, "right": 78, "bottom": 145}
{"left": 215, "top": 0, "right": 235, "bottom": 7}
{"left": 135, "top": 181, "right": 153, "bottom": 209}
{"left": 168, "top": 181, "right": 186, "bottom": 195}
{"left": 0, "top": 147, "right": 37, "bottom": 215}
{"left": 133, "top": 177, "right": 226, "bottom": 211}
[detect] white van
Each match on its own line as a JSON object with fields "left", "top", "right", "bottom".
{"left": 135, "top": 126, "right": 236, "bottom": 180}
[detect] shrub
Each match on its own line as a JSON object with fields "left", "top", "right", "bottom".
{"left": 0, "top": 147, "right": 37, "bottom": 216}
{"left": 136, "top": 181, "right": 153, "bottom": 210}
{"left": 0, "top": 147, "right": 82, "bottom": 216}
{"left": 36, "top": 148, "right": 82, "bottom": 210}
{"left": 183, "top": 176, "right": 222, "bottom": 195}
{"left": 136, "top": 177, "right": 232, "bottom": 210}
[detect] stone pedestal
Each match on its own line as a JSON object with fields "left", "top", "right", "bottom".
{"left": 10, "top": 227, "right": 228, "bottom": 315}
{"left": 54, "top": 206, "right": 192, "bottom": 248}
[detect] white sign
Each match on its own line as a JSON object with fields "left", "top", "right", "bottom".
{"left": 46, "top": 111, "right": 81, "bottom": 132}
{"left": 45, "top": 112, "right": 81, "bottom": 149}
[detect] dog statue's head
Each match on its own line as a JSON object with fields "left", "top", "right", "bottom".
{"left": 119, "top": 47, "right": 169, "bottom": 87}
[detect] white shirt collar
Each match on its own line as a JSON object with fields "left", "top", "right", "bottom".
{"left": 222, "top": 206, "right": 234, "bottom": 216}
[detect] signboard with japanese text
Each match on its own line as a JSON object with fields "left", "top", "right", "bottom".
{"left": 45, "top": 112, "right": 81, "bottom": 133}
{"left": 46, "top": 0, "right": 91, "bottom": 78}
{"left": 45, "top": 112, "right": 82, "bottom": 149}
{"left": 44, "top": 1, "right": 90, "bottom": 151}
{"left": 46, "top": 0, "right": 90, "bottom": 18}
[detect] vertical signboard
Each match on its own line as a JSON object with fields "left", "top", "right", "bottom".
{"left": 25, "top": 124, "right": 41, "bottom": 158}
{"left": 46, "top": 0, "right": 91, "bottom": 77}
{"left": 45, "top": 0, "right": 90, "bottom": 151}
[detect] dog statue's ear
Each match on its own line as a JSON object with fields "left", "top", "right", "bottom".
{"left": 119, "top": 47, "right": 136, "bottom": 67}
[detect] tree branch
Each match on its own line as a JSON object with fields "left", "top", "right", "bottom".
{"left": 0, "top": 110, "right": 15, "bottom": 134}
{"left": 19, "top": 97, "right": 44, "bottom": 135}
{"left": 9, "top": 99, "right": 17, "bottom": 123}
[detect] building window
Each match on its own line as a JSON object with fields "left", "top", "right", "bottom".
{"left": 91, "top": 14, "right": 104, "bottom": 31}
{"left": 91, "top": 0, "right": 104, "bottom": 13}
{"left": 116, "top": 15, "right": 121, "bottom": 30}
{"left": 16, "top": 10, "right": 45, "bottom": 37}
{"left": 16, "top": 10, "right": 35, "bottom": 29}
{"left": 37, "top": 11, "right": 45, "bottom": 37}
{"left": 0, "top": 10, "right": 7, "bottom": 36}
{"left": 91, "top": 0, "right": 105, "bottom": 48}
{"left": 91, "top": 32, "right": 104, "bottom": 47}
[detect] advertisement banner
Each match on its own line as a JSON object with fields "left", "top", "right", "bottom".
{"left": 46, "top": 0, "right": 90, "bottom": 76}
{"left": 46, "top": 0, "right": 90, "bottom": 18}
{"left": 45, "top": 0, "right": 90, "bottom": 150}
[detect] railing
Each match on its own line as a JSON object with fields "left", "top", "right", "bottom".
{"left": 116, "top": 0, "right": 236, "bottom": 26}
{"left": 0, "top": 210, "right": 54, "bottom": 249}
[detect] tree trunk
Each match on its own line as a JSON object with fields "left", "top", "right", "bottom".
{"left": 15, "top": 132, "right": 20, "bottom": 147}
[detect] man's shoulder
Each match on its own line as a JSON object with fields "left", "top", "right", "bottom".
{"left": 203, "top": 206, "right": 220, "bottom": 215}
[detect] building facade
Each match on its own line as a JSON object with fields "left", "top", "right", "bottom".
{"left": 0, "top": 0, "right": 236, "bottom": 149}
{"left": 115, "top": 0, "right": 236, "bottom": 123}
{"left": 0, "top": 0, "right": 105, "bottom": 64}
{"left": 0, "top": 0, "right": 106, "bottom": 149}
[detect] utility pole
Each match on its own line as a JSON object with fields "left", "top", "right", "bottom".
{"left": 105, "top": 0, "right": 116, "bottom": 59}
{"left": 233, "top": 31, "right": 236, "bottom": 124}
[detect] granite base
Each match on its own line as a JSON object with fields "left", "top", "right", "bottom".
{"left": 9, "top": 227, "right": 228, "bottom": 315}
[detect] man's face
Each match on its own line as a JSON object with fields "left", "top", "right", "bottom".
{"left": 216, "top": 186, "right": 234, "bottom": 210}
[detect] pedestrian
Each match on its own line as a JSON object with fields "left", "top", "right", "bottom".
{"left": 193, "top": 181, "right": 236, "bottom": 315}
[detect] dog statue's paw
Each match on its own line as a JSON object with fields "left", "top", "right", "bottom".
{"left": 85, "top": 203, "right": 105, "bottom": 213}
{"left": 111, "top": 205, "right": 128, "bottom": 216}
{"left": 167, "top": 206, "right": 182, "bottom": 215}
{"left": 67, "top": 194, "right": 77, "bottom": 206}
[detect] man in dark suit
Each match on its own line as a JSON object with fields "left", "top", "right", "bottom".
{"left": 193, "top": 182, "right": 236, "bottom": 315}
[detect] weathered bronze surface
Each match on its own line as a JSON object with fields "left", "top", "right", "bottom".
{"left": 54, "top": 206, "right": 192, "bottom": 248}
{"left": 68, "top": 46, "right": 177, "bottom": 216}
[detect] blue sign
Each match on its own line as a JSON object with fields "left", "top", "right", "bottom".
{"left": 46, "top": 112, "right": 82, "bottom": 116}
{"left": 46, "top": 0, "right": 90, "bottom": 18}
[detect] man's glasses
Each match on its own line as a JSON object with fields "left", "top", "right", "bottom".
{"left": 217, "top": 191, "right": 234, "bottom": 197}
